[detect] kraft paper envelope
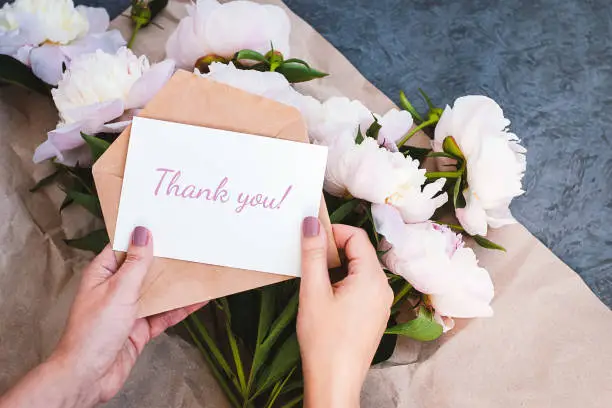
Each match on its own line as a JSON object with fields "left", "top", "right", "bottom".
{"left": 92, "top": 69, "right": 340, "bottom": 317}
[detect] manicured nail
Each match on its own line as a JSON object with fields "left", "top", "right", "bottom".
{"left": 132, "top": 226, "right": 148, "bottom": 246}
{"left": 302, "top": 216, "right": 320, "bottom": 237}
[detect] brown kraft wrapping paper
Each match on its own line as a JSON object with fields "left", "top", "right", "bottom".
{"left": 0, "top": 1, "right": 610, "bottom": 407}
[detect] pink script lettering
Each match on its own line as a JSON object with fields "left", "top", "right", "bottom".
{"left": 235, "top": 185, "right": 293, "bottom": 213}
{"left": 154, "top": 168, "right": 230, "bottom": 203}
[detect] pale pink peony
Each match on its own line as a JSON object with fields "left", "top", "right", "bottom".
{"left": 0, "top": 0, "right": 125, "bottom": 85}
{"left": 33, "top": 48, "right": 175, "bottom": 165}
{"left": 372, "top": 203, "right": 494, "bottom": 321}
{"left": 166, "top": 0, "right": 290, "bottom": 70}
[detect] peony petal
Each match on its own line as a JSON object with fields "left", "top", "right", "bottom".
{"left": 377, "top": 108, "right": 413, "bottom": 145}
{"left": 33, "top": 139, "right": 60, "bottom": 163}
{"left": 76, "top": 6, "right": 110, "bottom": 33}
{"left": 61, "top": 30, "right": 125, "bottom": 60}
{"left": 125, "top": 59, "right": 175, "bottom": 109}
{"left": 29, "top": 44, "right": 67, "bottom": 85}
{"left": 166, "top": 14, "right": 212, "bottom": 70}
{"left": 371, "top": 203, "right": 406, "bottom": 245}
{"left": 58, "top": 145, "right": 92, "bottom": 167}
{"left": 430, "top": 248, "right": 494, "bottom": 318}
{"left": 34, "top": 122, "right": 87, "bottom": 164}
{"left": 61, "top": 99, "right": 125, "bottom": 133}
{"left": 100, "top": 120, "right": 131, "bottom": 133}
{"left": 456, "top": 189, "right": 488, "bottom": 236}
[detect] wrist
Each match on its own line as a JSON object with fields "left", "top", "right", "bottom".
{"left": 42, "top": 353, "right": 100, "bottom": 408}
{"left": 302, "top": 363, "right": 363, "bottom": 408}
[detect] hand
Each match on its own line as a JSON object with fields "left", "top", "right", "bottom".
{"left": 297, "top": 217, "right": 394, "bottom": 408}
{"left": 0, "top": 227, "right": 205, "bottom": 408}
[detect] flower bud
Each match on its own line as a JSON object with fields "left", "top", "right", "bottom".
{"left": 194, "top": 54, "right": 228, "bottom": 73}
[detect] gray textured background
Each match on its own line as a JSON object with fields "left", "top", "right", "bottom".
{"left": 7, "top": 0, "right": 612, "bottom": 307}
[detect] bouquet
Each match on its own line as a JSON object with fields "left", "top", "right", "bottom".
{"left": 1, "top": 0, "right": 526, "bottom": 407}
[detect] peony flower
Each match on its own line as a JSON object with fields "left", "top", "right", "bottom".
{"left": 372, "top": 203, "right": 494, "bottom": 322}
{"left": 0, "top": 0, "right": 125, "bottom": 85}
{"left": 375, "top": 108, "right": 413, "bottom": 151}
{"left": 33, "top": 47, "right": 175, "bottom": 165}
{"left": 434, "top": 95, "right": 526, "bottom": 236}
{"left": 166, "top": 0, "right": 290, "bottom": 70}
{"left": 304, "top": 96, "right": 373, "bottom": 147}
{"left": 325, "top": 138, "right": 447, "bottom": 222}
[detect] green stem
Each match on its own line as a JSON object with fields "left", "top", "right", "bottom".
{"left": 392, "top": 281, "right": 413, "bottom": 307}
{"left": 425, "top": 170, "right": 462, "bottom": 179}
{"left": 127, "top": 21, "right": 142, "bottom": 49}
{"left": 184, "top": 321, "right": 241, "bottom": 408}
{"left": 396, "top": 118, "right": 437, "bottom": 147}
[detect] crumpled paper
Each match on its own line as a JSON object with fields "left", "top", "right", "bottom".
{"left": 0, "top": 1, "right": 610, "bottom": 407}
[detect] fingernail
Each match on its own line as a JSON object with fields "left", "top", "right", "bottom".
{"left": 302, "top": 216, "right": 320, "bottom": 237}
{"left": 132, "top": 226, "right": 148, "bottom": 247}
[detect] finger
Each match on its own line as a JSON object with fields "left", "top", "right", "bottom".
{"left": 332, "top": 224, "right": 381, "bottom": 274}
{"left": 300, "top": 216, "right": 333, "bottom": 300}
{"left": 81, "top": 245, "right": 119, "bottom": 288}
{"left": 148, "top": 301, "right": 208, "bottom": 338}
{"left": 110, "top": 226, "right": 154, "bottom": 301}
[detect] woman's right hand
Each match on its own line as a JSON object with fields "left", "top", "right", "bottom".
{"left": 297, "top": 217, "right": 394, "bottom": 408}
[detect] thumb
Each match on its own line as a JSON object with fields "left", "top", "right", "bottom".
{"left": 300, "top": 216, "right": 332, "bottom": 300}
{"left": 110, "top": 226, "right": 154, "bottom": 301}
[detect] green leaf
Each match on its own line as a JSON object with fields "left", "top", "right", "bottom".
{"left": 355, "top": 127, "right": 364, "bottom": 144}
{"left": 276, "top": 62, "right": 328, "bottom": 83}
{"left": 418, "top": 87, "right": 435, "bottom": 110}
{"left": 255, "top": 334, "right": 300, "bottom": 396}
{"left": 183, "top": 320, "right": 242, "bottom": 408}
{"left": 66, "top": 190, "right": 102, "bottom": 217}
{"left": 385, "top": 306, "right": 443, "bottom": 341}
{"left": 473, "top": 235, "right": 506, "bottom": 252}
{"left": 280, "top": 395, "right": 303, "bottom": 408}
{"left": 250, "top": 291, "right": 299, "bottom": 395}
{"left": 30, "top": 169, "right": 61, "bottom": 192}
{"left": 282, "top": 58, "right": 310, "bottom": 68}
{"left": 65, "top": 229, "right": 109, "bottom": 253}
{"left": 329, "top": 199, "right": 360, "bottom": 223}
{"left": 188, "top": 314, "right": 242, "bottom": 391}
{"left": 399, "top": 90, "right": 424, "bottom": 123}
{"left": 365, "top": 115, "right": 382, "bottom": 140}
{"left": 257, "top": 288, "right": 276, "bottom": 346}
{"left": 60, "top": 195, "right": 74, "bottom": 212}
{"left": 81, "top": 133, "right": 110, "bottom": 163}
{"left": 442, "top": 136, "right": 464, "bottom": 159}
{"left": 0, "top": 55, "right": 51, "bottom": 95}
{"left": 235, "top": 49, "right": 267, "bottom": 63}
{"left": 221, "top": 302, "right": 247, "bottom": 394}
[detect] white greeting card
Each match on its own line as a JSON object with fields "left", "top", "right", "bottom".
{"left": 113, "top": 117, "right": 328, "bottom": 277}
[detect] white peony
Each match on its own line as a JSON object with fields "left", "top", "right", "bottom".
{"left": 33, "top": 47, "right": 175, "bottom": 165}
{"left": 325, "top": 138, "right": 447, "bottom": 223}
{"left": 305, "top": 96, "right": 373, "bottom": 146}
{"left": 375, "top": 108, "right": 413, "bottom": 151}
{"left": 434, "top": 95, "right": 526, "bottom": 236}
{"left": 166, "top": 0, "right": 290, "bottom": 70}
{"left": 0, "top": 0, "right": 125, "bottom": 85}
{"left": 372, "top": 203, "right": 494, "bottom": 321}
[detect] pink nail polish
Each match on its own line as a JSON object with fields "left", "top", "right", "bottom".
{"left": 132, "top": 226, "right": 148, "bottom": 246}
{"left": 302, "top": 216, "right": 320, "bottom": 237}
